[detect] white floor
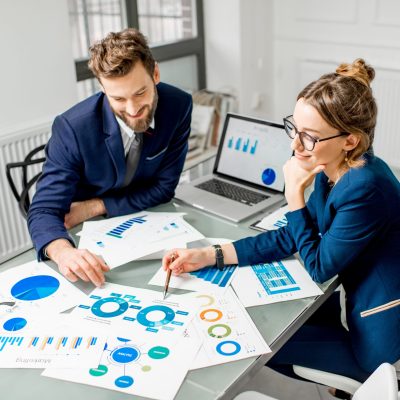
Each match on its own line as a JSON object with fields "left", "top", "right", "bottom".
{"left": 237, "top": 366, "right": 337, "bottom": 400}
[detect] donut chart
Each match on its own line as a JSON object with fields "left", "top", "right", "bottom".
{"left": 199, "top": 308, "right": 223, "bottom": 322}
{"left": 216, "top": 340, "right": 241, "bottom": 356}
{"left": 91, "top": 297, "right": 129, "bottom": 318}
{"left": 136, "top": 305, "right": 175, "bottom": 327}
{"left": 208, "top": 324, "right": 231, "bottom": 338}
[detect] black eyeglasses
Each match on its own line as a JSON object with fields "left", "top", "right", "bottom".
{"left": 283, "top": 115, "right": 348, "bottom": 151}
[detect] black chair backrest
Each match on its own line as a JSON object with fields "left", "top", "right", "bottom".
{"left": 5, "top": 144, "right": 46, "bottom": 219}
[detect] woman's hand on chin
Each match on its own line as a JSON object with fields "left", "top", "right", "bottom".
{"left": 283, "top": 157, "right": 326, "bottom": 210}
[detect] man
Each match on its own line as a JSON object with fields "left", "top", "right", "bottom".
{"left": 28, "top": 28, "right": 192, "bottom": 287}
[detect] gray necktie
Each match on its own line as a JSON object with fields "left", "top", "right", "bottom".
{"left": 123, "top": 132, "right": 143, "bottom": 186}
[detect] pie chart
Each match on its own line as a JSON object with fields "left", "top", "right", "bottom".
{"left": 3, "top": 317, "right": 28, "bottom": 331}
{"left": 262, "top": 168, "right": 276, "bottom": 185}
{"left": 11, "top": 275, "right": 60, "bottom": 301}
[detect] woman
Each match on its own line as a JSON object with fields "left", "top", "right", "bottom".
{"left": 162, "top": 59, "right": 400, "bottom": 386}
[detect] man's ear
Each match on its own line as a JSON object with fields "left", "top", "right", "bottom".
{"left": 153, "top": 63, "right": 160, "bottom": 85}
{"left": 343, "top": 133, "right": 360, "bottom": 152}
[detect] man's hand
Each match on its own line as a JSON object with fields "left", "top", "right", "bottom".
{"left": 64, "top": 198, "right": 106, "bottom": 229}
{"left": 46, "top": 239, "right": 110, "bottom": 287}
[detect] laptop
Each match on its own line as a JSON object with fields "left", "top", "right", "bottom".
{"left": 174, "top": 113, "right": 293, "bottom": 222}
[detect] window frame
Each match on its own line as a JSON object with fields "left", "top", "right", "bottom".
{"left": 74, "top": 0, "right": 206, "bottom": 89}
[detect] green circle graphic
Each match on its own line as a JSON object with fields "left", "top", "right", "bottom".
{"left": 208, "top": 324, "right": 232, "bottom": 338}
{"left": 148, "top": 346, "right": 170, "bottom": 359}
{"left": 89, "top": 364, "right": 108, "bottom": 376}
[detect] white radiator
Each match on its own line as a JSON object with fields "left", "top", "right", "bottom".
{"left": 0, "top": 123, "right": 51, "bottom": 263}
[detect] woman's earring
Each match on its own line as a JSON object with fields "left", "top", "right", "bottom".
{"left": 344, "top": 151, "right": 349, "bottom": 163}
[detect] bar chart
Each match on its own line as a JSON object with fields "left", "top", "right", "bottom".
{"left": 227, "top": 136, "right": 258, "bottom": 155}
{"left": 106, "top": 215, "right": 147, "bottom": 239}
{"left": 189, "top": 265, "right": 236, "bottom": 288}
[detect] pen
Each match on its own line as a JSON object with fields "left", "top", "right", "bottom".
{"left": 163, "top": 253, "right": 176, "bottom": 299}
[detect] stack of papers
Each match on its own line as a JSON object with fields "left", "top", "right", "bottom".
{"left": 77, "top": 212, "right": 205, "bottom": 268}
{"left": 250, "top": 205, "right": 289, "bottom": 232}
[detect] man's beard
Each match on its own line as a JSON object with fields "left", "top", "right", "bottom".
{"left": 113, "top": 87, "right": 158, "bottom": 132}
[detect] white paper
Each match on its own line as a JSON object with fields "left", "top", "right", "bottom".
{"left": 42, "top": 331, "right": 201, "bottom": 400}
{"left": 0, "top": 261, "right": 88, "bottom": 314}
{"left": 231, "top": 257, "right": 323, "bottom": 307}
{"left": 77, "top": 212, "right": 205, "bottom": 268}
{"left": 0, "top": 315, "right": 106, "bottom": 368}
{"left": 71, "top": 283, "right": 198, "bottom": 338}
{"left": 253, "top": 205, "right": 289, "bottom": 231}
{"left": 185, "top": 287, "right": 271, "bottom": 369}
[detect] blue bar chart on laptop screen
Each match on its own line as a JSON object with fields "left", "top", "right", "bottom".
{"left": 189, "top": 265, "right": 236, "bottom": 288}
{"left": 106, "top": 215, "right": 147, "bottom": 239}
{"left": 227, "top": 136, "right": 258, "bottom": 156}
{"left": 251, "top": 261, "right": 301, "bottom": 295}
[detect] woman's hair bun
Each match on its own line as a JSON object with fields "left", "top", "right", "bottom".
{"left": 336, "top": 58, "right": 375, "bottom": 87}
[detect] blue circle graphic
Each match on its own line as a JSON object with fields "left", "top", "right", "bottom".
{"left": 136, "top": 305, "right": 175, "bottom": 327}
{"left": 11, "top": 275, "right": 60, "bottom": 301}
{"left": 3, "top": 317, "right": 27, "bottom": 331}
{"left": 91, "top": 297, "right": 129, "bottom": 318}
{"left": 115, "top": 375, "right": 134, "bottom": 388}
{"left": 111, "top": 346, "right": 140, "bottom": 364}
{"left": 261, "top": 168, "right": 276, "bottom": 186}
{"left": 216, "top": 340, "right": 241, "bottom": 356}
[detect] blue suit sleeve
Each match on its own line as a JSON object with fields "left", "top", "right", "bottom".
{"left": 286, "top": 182, "right": 387, "bottom": 283}
{"left": 232, "top": 189, "right": 318, "bottom": 267}
{"left": 233, "top": 226, "right": 298, "bottom": 266}
{"left": 102, "top": 98, "right": 192, "bottom": 216}
{"left": 27, "top": 116, "right": 81, "bottom": 259}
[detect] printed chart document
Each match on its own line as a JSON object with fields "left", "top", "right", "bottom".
{"left": 0, "top": 315, "right": 106, "bottom": 368}
{"left": 149, "top": 264, "right": 238, "bottom": 294}
{"left": 71, "top": 283, "right": 199, "bottom": 338}
{"left": 0, "top": 261, "right": 87, "bottom": 314}
{"left": 77, "top": 212, "right": 205, "bottom": 268}
{"left": 43, "top": 331, "right": 201, "bottom": 400}
{"left": 232, "top": 257, "right": 323, "bottom": 307}
{"left": 149, "top": 237, "right": 237, "bottom": 294}
{"left": 187, "top": 287, "right": 271, "bottom": 369}
{"left": 250, "top": 205, "right": 289, "bottom": 232}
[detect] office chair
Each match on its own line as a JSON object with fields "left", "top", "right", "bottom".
{"left": 234, "top": 363, "right": 398, "bottom": 400}
{"left": 5, "top": 144, "right": 46, "bottom": 219}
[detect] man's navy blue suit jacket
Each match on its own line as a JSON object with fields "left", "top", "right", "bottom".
{"left": 28, "top": 82, "right": 192, "bottom": 259}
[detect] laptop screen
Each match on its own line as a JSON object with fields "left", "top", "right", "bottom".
{"left": 215, "top": 114, "right": 292, "bottom": 192}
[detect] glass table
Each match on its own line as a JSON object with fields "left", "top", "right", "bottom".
{"left": 0, "top": 158, "right": 339, "bottom": 400}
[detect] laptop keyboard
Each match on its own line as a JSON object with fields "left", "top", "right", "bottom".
{"left": 196, "top": 179, "right": 269, "bottom": 206}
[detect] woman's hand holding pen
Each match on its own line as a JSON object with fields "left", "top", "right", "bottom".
{"left": 162, "top": 248, "right": 215, "bottom": 276}
{"left": 162, "top": 244, "right": 239, "bottom": 275}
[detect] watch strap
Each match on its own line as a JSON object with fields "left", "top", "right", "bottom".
{"left": 212, "top": 244, "right": 224, "bottom": 271}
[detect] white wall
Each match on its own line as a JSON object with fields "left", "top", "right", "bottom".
{"left": 204, "top": 0, "right": 400, "bottom": 168}
{"left": 203, "top": 0, "right": 275, "bottom": 120}
{"left": 0, "top": 0, "right": 77, "bottom": 135}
